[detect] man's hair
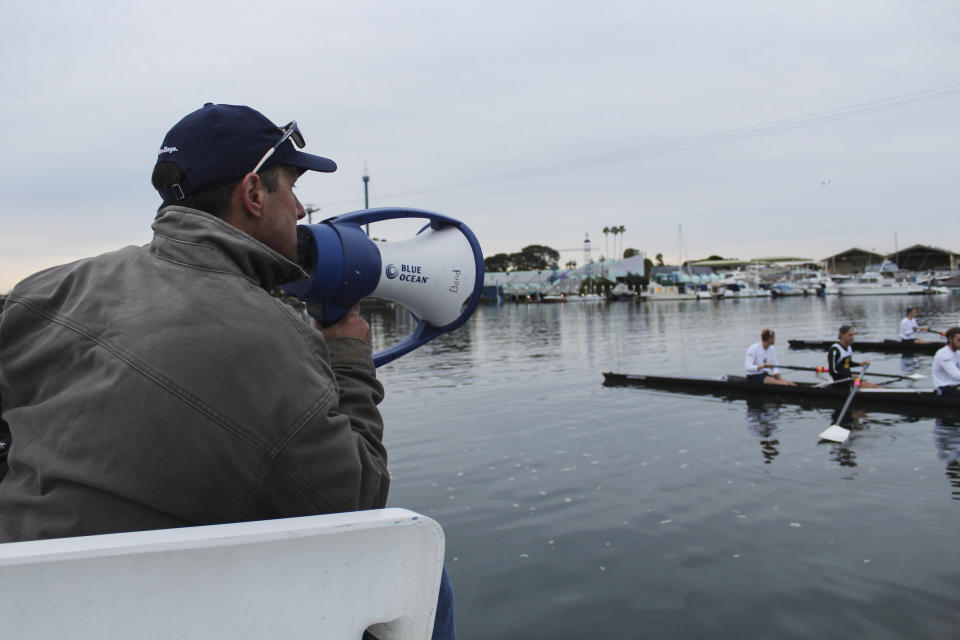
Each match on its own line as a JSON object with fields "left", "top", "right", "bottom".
{"left": 838, "top": 324, "right": 853, "bottom": 338}
{"left": 761, "top": 328, "right": 774, "bottom": 342}
{"left": 151, "top": 162, "right": 281, "bottom": 217}
{"left": 946, "top": 327, "right": 960, "bottom": 341}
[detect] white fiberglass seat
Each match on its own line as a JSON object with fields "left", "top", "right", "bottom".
{"left": 0, "top": 508, "right": 444, "bottom": 639}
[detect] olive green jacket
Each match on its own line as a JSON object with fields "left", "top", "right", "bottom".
{"left": 0, "top": 207, "right": 388, "bottom": 542}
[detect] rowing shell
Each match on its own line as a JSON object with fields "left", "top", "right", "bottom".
{"left": 601, "top": 372, "right": 959, "bottom": 413}
{"left": 788, "top": 339, "right": 942, "bottom": 355}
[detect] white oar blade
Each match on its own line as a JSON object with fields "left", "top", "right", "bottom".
{"left": 819, "top": 425, "right": 850, "bottom": 443}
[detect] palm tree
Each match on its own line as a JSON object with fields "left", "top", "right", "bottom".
{"left": 617, "top": 225, "right": 626, "bottom": 259}
{"left": 602, "top": 226, "right": 610, "bottom": 260}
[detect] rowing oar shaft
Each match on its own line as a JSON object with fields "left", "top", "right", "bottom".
{"left": 777, "top": 364, "right": 830, "bottom": 373}
{"left": 924, "top": 328, "right": 946, "bottom": 337}
{"left": 778, "top": 364, "right": 915, "bottom": 380}
{"left": 818, "top": 364, "right": 869, "bottom": 443}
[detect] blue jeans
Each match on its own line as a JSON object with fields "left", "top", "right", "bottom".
{"left": 432, "top": 566, "right": 456, "bottom": 639}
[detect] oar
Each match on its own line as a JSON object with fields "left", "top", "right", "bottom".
{"left": 818, "top": 364, "right": 869, "bottom": 443}
{"left": 924, "top": 328, "right": 947, "bottom": 337}
{"left": 777, "top": 364, "right": 923, "bottom": 380}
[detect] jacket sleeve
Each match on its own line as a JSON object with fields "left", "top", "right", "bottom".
{"left": 0, "top": 416, "right": 8, "bottom": 483}
{"left": 325, "top": 337, "right": 390, "bottom": 508}
{"left": 255, "top": 333, "right": 390, "bottom": 518}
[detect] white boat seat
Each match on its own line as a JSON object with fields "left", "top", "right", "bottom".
{"left": 0, "top": 508, "right": 444, "bottom": 639}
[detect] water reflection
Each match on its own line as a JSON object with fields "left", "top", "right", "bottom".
{"left": 900, "top": 354, "right": 920, "bottom": 376}
{"left": 828, "top": 442, "right": 859, "bottom": 467}
{"left": 744, "top": 398, "right": 780, "bottom": 464}
{"left": 934, "top": 416, "right": 960, "bottom": 501}
{"left": 377, "top": 298, "right": 960, "bottom": 639}
{"left": 363, "top": 299, "right": 476, "bottom": 368}
{"left": 822, "top": 409, "right": 870, "bottom": 468}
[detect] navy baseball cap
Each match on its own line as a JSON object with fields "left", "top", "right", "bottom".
{"left": 154, "top": 103, "right": 337, "bottom": 202}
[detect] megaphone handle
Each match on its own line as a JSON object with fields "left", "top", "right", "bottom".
{"left": 308, "top": 301, "right": 352, "bottom": 327}
{"left": 373, "top": 320, "right": 441, "bottom": 368}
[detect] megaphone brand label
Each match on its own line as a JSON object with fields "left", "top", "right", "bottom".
{"left": 449, "top": 269, "right": 461, "bottom": 293}
{"left": 386, "top": 263, "right": 430, "bottom": 284}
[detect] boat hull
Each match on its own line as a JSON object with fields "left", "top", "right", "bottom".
{"left": 602, "top": 372, "right": 960, "bottom": 413}
{"left": 788, "top": 339, "right": 942, "bottom": 355}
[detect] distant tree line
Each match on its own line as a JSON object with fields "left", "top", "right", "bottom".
{"left": 485, "top": 245, "right": 647, "bottom": 272}
{"left": 484, "top": 245, "right": 560, "bottom": 272}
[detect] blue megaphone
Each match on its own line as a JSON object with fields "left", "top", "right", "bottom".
{"left": 283, "top": 207, "right": 484, "bottom": 367}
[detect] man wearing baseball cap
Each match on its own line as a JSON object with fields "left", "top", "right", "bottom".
{"left": 0, "top": 103, "right": 455, "bottom": 638}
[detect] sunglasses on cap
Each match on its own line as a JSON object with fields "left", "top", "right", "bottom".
{"left": 251, "top": 121, "right": 305, "bottom": 174}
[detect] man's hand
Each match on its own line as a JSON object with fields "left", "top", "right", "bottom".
{"left": 314, "top": 306, "right": 372, "bottom": 344}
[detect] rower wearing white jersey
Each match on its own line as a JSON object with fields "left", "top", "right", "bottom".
{"left": 899, "top": 306, "right": 929, "bottom": 343}
{"left": 827, "top": 325, "right": 881, "bottom": 388}
{"left": 932, "top": 327, "right": 960, "bottom": 395}
{"left": 744, "top": 329, "right": 796, "bottom": 386}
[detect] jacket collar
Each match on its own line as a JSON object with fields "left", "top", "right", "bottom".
{"left": 151, "top": 206, "right": 308, "bottom": 291}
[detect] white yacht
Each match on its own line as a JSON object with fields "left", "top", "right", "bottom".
{"left": 794, "top": 272, "right": 839, "bottom": 296}
{"left": 837, "top": 273, "right": 925, "bottom": 296}
{"left": 713, "top": 276, "right": 770, "bottom": 299}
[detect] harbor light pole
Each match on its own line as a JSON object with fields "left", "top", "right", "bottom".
{"left": 362, "top": 161, "right": 370, "bottom": 235}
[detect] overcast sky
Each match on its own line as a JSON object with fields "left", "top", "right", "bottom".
{"left": 2, "top": 0, "right": 958, "bottom": 292}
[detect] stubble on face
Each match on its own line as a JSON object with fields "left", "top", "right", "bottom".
{"left": 260, "top": 166, "right": 305, "bottom": 262}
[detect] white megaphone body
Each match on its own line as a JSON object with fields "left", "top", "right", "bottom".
{"left": 283, "top": 207, "right": 484, "bottom": 367}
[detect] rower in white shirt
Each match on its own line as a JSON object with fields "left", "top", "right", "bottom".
{"left": 899, "top": 306, "right": 930, "bottom": 343}
{"left": 932, "top": 327, "right": 960, "bottom": 395}
{"left": 744, "top": 328, "right": 796, "bottom": 386}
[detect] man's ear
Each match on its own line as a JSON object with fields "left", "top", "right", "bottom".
{"left": 238, "top": 172, "right": 266, "bottom": 219}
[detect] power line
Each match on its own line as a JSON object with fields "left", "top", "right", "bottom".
{"left": 317, "top": 82, "right": 960, "bottom": 207}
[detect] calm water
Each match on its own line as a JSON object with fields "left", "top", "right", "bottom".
{"left": 367, "top": 295, "right": 960, "bottom": 639}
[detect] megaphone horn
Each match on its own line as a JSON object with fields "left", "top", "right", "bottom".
{"left": 283, "top": 207, "right": 485, "bottom": 367}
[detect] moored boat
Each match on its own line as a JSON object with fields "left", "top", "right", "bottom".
{"left": 641, "top": 283, "right": 711, "bottom": 301}
{"left": 837, "top": 273, "right": 925, "bottom": 296}
{"left": 715, "top": 278, "right": 770, "bottom": 299}
{"left": 769, "top": 282, "right": 804, "bottom": 298}
{"left": 606, "top": 282, "right": 636, "bottom": 301}
{"left": 601, "top": 372, "right": 960, "bottom": 412}
{"left": 788, "top": 338, "right": 942, "bottom": 355}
